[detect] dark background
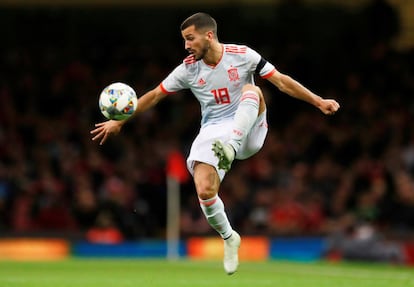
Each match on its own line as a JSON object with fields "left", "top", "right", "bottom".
{"left": 0, "top": 0, "right": 413, "bottom": 246}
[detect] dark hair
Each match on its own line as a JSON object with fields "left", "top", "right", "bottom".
{"left": 180, "top": 12, "right": 217, "bottom": 37}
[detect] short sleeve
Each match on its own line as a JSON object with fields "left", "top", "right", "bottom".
{"left": 246, "top": 47, "right": 276, "bottom": 79}
{"left": 160, "top": 63, "right": 188, "bottom": 94}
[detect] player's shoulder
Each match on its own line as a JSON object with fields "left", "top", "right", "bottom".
{"left": 176, "top": 54, "right": 198, "bottom": 76}
{"left": 223, "top": 44, "right": 249, "bottom": 55}
{"left": 181, "top": 55, "right": 199, "bottom": 73}
{"left": 182, "top": 54, "right": 198, "bottom": 66}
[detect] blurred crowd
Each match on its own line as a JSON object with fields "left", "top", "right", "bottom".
{"left": 0, "top": 1, "right": 413, "bottom": 246}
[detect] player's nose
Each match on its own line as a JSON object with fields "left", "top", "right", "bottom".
{"left": 185, "top": 40, "right": 191, "bottom": 50}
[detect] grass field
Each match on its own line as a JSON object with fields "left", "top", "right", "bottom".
{"left": 0, "top": 259, "right": 413, "bottom": 287}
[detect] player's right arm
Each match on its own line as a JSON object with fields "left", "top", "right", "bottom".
{"left": 136, "top": 85, "right": 169, "bottom": 114}
{"left": 91, "top": 62, "right": 187, "bottom": 145}
{"left": 91, "top": 85, "right": 168, "bottom": 145}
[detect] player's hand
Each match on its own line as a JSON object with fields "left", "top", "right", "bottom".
{"left": 319, "top": 99, "right": 340, "bottom": 115}
{"left": 90, "top": 120, "right": 124, "bottom": 145}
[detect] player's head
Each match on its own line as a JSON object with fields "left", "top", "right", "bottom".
{"left": 180, "top": 12, "right": 218, "bottom": 60}
{"left": 180, "top": 12, "right": 217, "bottom": 37}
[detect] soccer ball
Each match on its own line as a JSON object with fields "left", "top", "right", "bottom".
{"left": 99, "top": 82, "right": 138, "bottom": 120}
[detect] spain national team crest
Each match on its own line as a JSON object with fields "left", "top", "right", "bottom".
{"left": 227, "top": 67, "right": 239, "bottom": 82}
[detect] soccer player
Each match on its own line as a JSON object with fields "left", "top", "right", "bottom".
{"left": 91, "top": 12, "right": 340, "bottom": 274}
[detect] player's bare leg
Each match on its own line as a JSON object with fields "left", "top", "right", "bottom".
{"left": 213, "top": 84, "right": 264, "bottom": 171}
{"left": 193, "top": 162, "right": 240, "bottom": 274}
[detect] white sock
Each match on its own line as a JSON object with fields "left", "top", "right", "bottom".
{"left": 199, "top": 195, "right": 233, "bottom": 239}
{"left": 228, "top": 90, "right": 260, "bottom": 153}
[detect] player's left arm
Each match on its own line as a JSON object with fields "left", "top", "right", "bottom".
{"left": 266, "top": 70, "right": 340, "bottom": 115}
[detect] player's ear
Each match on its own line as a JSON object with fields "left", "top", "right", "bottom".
{"left": 206, "top": 30, "right": 214, "bottom": 41}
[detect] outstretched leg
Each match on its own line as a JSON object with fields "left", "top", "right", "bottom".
{"left": 193, "top": 162, "right": 240, "bottom": 274}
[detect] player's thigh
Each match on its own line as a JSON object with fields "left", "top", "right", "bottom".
{"left": 193, "top": 162, "right": 221, "bottom": 200}
{"left": 187, "top": 122, "right": 230, "bottom": 181}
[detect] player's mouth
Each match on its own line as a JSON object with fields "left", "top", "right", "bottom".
{"left": 187, "top": 48, "right": 202, "bottom": 60}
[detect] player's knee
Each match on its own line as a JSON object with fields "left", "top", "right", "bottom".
{"left": 193, "top": 164, "right": 219, "bottom": 200}
{"left": 195, "top": 179, "right": 217, "bottom": 200}
{"left": 242, "top": 84, "right": 264, "bottom": 112}
{"left": 242, "top": 84, "right": 262, "bottom": 98}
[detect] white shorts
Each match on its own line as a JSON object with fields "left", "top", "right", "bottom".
{"left": 186, "top": 111, "right": 268, "bottom": 181}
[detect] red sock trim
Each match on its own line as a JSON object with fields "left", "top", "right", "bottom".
{"left": 199, "top": 197, "right": 218, "bottom": 207}
{"left": 241, "top": 91, "right": 259, "bottom": 103}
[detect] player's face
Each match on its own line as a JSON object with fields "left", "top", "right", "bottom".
{"left": 181, "top": 25, "right": 210, "bottom": 60}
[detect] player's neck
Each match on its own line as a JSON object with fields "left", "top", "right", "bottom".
{"left": 203, "top": 42, "right": 223, "bottom": 66}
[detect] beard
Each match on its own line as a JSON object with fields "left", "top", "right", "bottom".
{"left": 194, "top": 42, "right": 210, "bottom": 61}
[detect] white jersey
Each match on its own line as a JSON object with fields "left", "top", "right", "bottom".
{"left": 160, "top": 44, "right": 276, "bottom": 127}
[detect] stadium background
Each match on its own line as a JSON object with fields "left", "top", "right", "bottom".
{"left": 0, "top": 0, "right": 414, "bottom": 264}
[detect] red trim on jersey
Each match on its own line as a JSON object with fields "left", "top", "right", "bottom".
{"left": 225, "top": 45, "right": 247, "bottom": 54}
{"left": 159, "top": 83, "right": 175, "bottom": 95}
{"left": 184, "top": 54, "right": 196, "bottom": 65}
{"left": 261, "top": 69, "right": 276, "bottom": 79}
{"left": 202, "top": 44, "right": 224, "bottom": 68}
